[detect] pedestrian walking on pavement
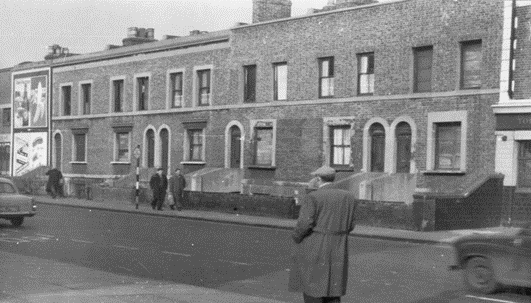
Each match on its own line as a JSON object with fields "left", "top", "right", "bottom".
{"left": 288, "top": 165, "right": 358, "bottom": 303}
{"left": 45, "top": 166, "right": 64, "bottom": 198}
{"left": 168, "top": 167, "right": 186, "bottom": 211}
{"left": 149, "top": 167, "right": 168, "bottom": 211}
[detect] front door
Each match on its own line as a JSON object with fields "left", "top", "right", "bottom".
{"left": 230, "top": 126, "right": 241, "bottom": 168}
{"left": 54, "top": 133, "right": 62, "bottom": 171}
{"left": 370, "top": 123, "right": 385, "bottom": 172}
{"left": 396, "top": 122, "right": 411, "bottom": 173}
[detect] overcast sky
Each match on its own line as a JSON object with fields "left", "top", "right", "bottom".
{"left": 0, "top": 0, "right": 333, "bottom": 69}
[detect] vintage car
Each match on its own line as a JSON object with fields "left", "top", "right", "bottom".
{"left": 449, "top": 223, "right": 531, "bottom": 294}
{"left": 0, "top": 177, "right": 36, "bottom": 226}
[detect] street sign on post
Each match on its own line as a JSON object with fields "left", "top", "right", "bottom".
{"left": 134, "top": 145, "right": 141, "bottom": 209}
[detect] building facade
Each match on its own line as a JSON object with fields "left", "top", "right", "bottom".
{"left": 29, "top": 0, "right": 506, "bottom": 203}
{"left": 494, "top": 1, "right": 531, "bottom": 224}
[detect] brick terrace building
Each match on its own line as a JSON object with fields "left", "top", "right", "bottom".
{"left": 46, "top": 0, "right": 504, "bottom": 202}
{"left": 493, "top": 1, "right": 531, "bottom": 224}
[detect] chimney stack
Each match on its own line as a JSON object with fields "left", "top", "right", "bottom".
{"left": 122, "top": 27, "right": 157, "bottom": 46}
{"left": 252, "top": 0, "right": 292, "bottom": 23}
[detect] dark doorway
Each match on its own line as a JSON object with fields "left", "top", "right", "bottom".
{"left": 160, "top": 129, "right": 169, "bottom": 174}
{"left": 54, "top": 133, "right": 62, "bottom": 170}
{"left": 146, "top": 129, "right": 155, "bottom": 168}
{"left": 230, "top": 126, "right": 241, "bottom": 168}
{"left": 396, "top": 122, "right": 412, "bottom": 173}
{"left": 370, "top": 123, "right": 385, "bottom": 172}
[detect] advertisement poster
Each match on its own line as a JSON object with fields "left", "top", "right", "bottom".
{"left": 13, "top": 75, "right": 48, "bottom": 129}
{"left": 13, "top": 132, "right": 47, "bottom": 176}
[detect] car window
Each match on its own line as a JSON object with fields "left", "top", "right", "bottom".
{"left": 0, "top": 182, "right": 16, "bottom": 194}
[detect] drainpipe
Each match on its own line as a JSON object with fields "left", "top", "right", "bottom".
{"left": 508, "top": 0, "right": 516, "bottom": 99}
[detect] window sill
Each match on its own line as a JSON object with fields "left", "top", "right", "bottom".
{"left": 180, "top": 161, "right": 206, "bottom": 165}
{"left": 69, "top": 161, "right": 87, "bottom": 165}
{"left": 421, "top": 170, "right": 466, "bottom": 175}
{"left": 248, "top": 165, "right": 276, "bottom": 170}
{"left": 332, "top": 166, "right": 355, "bottom": 172}
{"left": 110, "top": 161, "right": 131, "bottom": 165}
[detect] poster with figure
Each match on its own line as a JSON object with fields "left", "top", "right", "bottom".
{"left": 13, "top": 73, "right": 48, "bottom": 129}
{"left": 13, "top": 132, "right": 47, "bottom": 176}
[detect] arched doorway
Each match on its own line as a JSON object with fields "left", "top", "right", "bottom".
{"left": 146, "top": 129, "right": 155, "bottom": 168}
{"left": 395, "top": 122, "right": 412, "bottom": 173}
{"left": 160, "top": 128, "right": 169, "bottom": 173}
{"left": 54, "top": 133, "right": 62, "bottom": 170}
{"left": 229, "top": 125, "right": 241, "bottom": 168}
{"left": 370, "top": 123, "right": 385, "bottom": 172}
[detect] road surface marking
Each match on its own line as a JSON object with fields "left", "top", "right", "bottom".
{"left": 0, "top": 238, "right": 30, "bottom": 243}
{"left": 36, "top": 233, "right": 55, "bottom": 238}
{"left": 218, "top": 259, "right": 251, "bottom": 266}
{"left": 113, "top": 245, "right": 139, "bottom": 251}
{"left": 71, "top": 239, "right": 93, "bottom": 244}
{"left": 465, "top": 295, "right": 517, "bottom": 303}
{"left": 162, "top": 251, "right": 191, "bottom": 257}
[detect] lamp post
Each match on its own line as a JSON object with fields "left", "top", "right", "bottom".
{"left": 133, "top": 145, "right": 141, "bottom": 209}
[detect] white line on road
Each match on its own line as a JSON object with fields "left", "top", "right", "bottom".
{"left": 113, "top": 245, "right": 139, "bottom": 251}
{"left": 36, "top": 233, "right": 55, "bottom": 238}
{"left": 465, "top": 295, "right": 517, "bottom": 303}
{"left": 162, "top": 251, "right": 191, "bottom": 257}
{"left": 71, "top": 239, "right": 93, "bottom": 244}
{"left": 218, "top": 259, "right": 252, "bottom": 266}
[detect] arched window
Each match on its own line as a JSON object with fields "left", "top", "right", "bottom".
{"left": 370, "top": 123, "right": 385, "bottom": 172}
{"left": 146, "top": 129, "right": 155, "bottom": 168}
{"left": 54, "top": 133, "right": 62, "bottom": 170}
{"left": 159, "top": 128, "right": 169, "bottom": 173}
{"left": 395, "top": 122, "right": 412, "bottom": 173}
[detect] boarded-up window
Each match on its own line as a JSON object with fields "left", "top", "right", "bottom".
{"left": 435, "top": 122, "right": 461, "bottom": 170}
{"left": 461, "top": 40, "right": 482, "bottom": 89}
{"left": 244, "top": 65, "right": 256, "bottom": 103}
{"left": 414, "top": 46, "right": 433, "bottom": 93}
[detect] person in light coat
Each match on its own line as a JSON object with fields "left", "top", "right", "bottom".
{"left": 289, "top": 166, "right": 358, "bottom": 303}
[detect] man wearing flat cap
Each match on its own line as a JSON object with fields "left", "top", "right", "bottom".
{"left": 289, "top": 165, "right": 358, "bottom": 303}
{"left": 149, "top": 167, "right": 168, "bottom": 210}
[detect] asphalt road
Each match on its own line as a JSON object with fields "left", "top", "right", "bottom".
{"left": 0, "top": 203, "right": 530, "bottom": 303}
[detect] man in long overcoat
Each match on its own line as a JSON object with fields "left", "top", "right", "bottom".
{"left": 45, "top": 167, "right": 64, "bottom": 198}
{"left": 289, "top": 166, "right": 358, "bottom": 303}
{"left": 168, "top": 167, "right": 186, "bottom": 211}
{"left": 149, "top": 167, "right": 168, "bottom": 211}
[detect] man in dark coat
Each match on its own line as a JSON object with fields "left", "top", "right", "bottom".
{"left": 168, "top": 167, "right": 186, "bottom": 211}
{"left": 45, "top": 167, "right": 64, "bottom": 198}
{"left": 289, "top": 165, "right": 358, "bottom": 303}
{"left": 149, "top": 167, "right": 168, "bottom": 211}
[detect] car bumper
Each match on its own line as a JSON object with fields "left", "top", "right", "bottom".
{"left": 0, "top": 211, "right": 36, "bottom": 218}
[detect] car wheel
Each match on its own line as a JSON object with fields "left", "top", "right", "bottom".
{"left": 464, "top": 257, "right": 500, "bottom": 294}
{"left": 10, "top": 217, "right": 24, "bottom": 227}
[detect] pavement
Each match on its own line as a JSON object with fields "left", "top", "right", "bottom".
{"left": 3, "top": 195, "right": 517, "bottom": 303}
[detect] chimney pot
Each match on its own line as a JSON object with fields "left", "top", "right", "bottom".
{"left": 252, "top": 0, "right": 292, "bottom": 23}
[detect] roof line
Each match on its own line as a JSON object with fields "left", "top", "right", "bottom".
{"left": 231, "top": 0, "right": 409, "bottom": 30}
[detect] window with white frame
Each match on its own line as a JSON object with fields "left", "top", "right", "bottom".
{"left": 170, "top": 72, "right": 183, "bottom": 108}
{"left": 244, "top": 65, "right": 257, "bottom": 103}
{"left": 253, "top": 127, "right": 273, "bottom": 166}
{"left": 434, "top": 122, "right": 461, "bottom": 170}
{"left": 137, "top": 76, "right": 149, "bottom": 111}
{"left": 197, "top": 69, "right": 211, "bottom": 106}
{"left": 427, "top": 111, "right": 467, "bottom": 172}
{"left": 330, "top": 126, "right": 351, "bottom": 166}
{"left": 518, "top": 141, "right": 531, "bottom": 188}
{"left": 73, "top": 133, "right": 87, "bottom": 162}
{"left": 61, "top": 85, "right": 72, "bottom": 116}
{"left": 187, "top": 129, "right": 204, "bottom": 161}
{"left": 461, "top": 40, "right": 482, "bottom": 89}
{"left": 319, "top": 57, "right": 334, "bottom": 98}
{"left": 81, "top": 83, "right": 91, "bottom": 115}
{"left": 114, "top": 132, "right": 130, "bottom": 162}
{"left": 273, "top": 62, "right": 287, "bottom": 101}
{"left": 112, "top": 79, "right": 124, "bottom": 112}
{"left": 358, "top": 53, "right": 374, "bottom": 95}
